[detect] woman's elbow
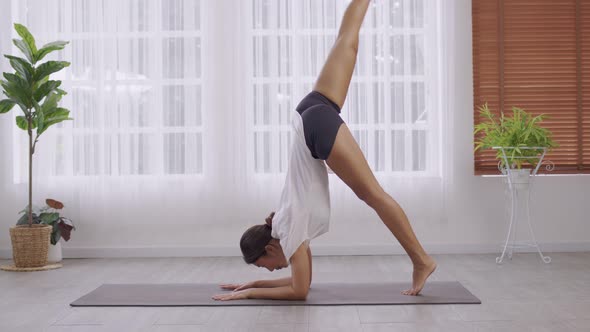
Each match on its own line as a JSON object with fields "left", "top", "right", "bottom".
{"left": 293, "top": 287, "right": 309, "bottom": 301}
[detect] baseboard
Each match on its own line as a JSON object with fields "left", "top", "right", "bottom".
{"left": 1, "top": 242, "right": 589, "bottom": 259}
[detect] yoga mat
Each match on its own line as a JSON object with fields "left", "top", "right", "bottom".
{"left": 70, "top": 281, "right": 480, "bottom": 307}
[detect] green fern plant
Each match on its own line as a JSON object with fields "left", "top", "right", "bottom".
{"left": 474, "top": 103, "right": 559, "bottom": 170}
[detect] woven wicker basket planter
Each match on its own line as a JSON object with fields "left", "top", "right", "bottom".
{"left": 9, "top": 224, "right": 52, "bottom": 268}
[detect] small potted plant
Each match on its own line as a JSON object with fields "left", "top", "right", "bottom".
{"left": 16, "top": 199, "right": 76, "bottom": 263}
{"left": 474, "top": 103, "right": 559, "bottom": 183}
{"left": 0, "top": 23, "right": 72, "bottom": 269}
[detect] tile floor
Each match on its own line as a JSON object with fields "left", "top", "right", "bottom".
{"left": 1, "top": 252, "right": 589, "bottom": 332}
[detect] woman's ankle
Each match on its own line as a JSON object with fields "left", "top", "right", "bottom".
{"left": 411, "top": 252, "right": 434, "bottom": 267}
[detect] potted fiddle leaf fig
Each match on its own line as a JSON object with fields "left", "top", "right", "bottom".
{"left": 0, "top": 23, "right": 72, "bottom": 269}
{"left": 474, "top": 103, "right": 559, "bottom": 183}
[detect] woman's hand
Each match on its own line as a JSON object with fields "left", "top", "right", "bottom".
{"left": 212, "top": 289, "right": 251, "bottom": 301}
{"left": 218, "top": 280, "right": 258, "bottom": 291}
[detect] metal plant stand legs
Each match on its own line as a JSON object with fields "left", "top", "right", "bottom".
{"left": 494, "top": 147, "right": 553, "bottom": 264}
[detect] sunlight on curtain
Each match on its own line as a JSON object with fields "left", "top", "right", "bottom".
{"left": 7, "top": 0, "right": 217, "bottom": 245}
{"left": 4, "top": 0, "right": 451, "bottom": 248}
{"left": 251, "top": 0, "right": 432, "bottom": 175}
{"left": 12, "top": 0, "right": 203, "bottom": 182}
{"left": 248, "top": 0, "right": 449, "bottom": 230}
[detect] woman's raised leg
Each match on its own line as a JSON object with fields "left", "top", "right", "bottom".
{"left": 313, "top": 0, "right": 371, "bottom": 109}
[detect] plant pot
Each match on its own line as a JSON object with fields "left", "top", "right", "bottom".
{"left": 47, "top": 241, "right": 63, "bottom": 263}
{"left": 502, "top": 168, "right": 532, "bottom": 189}
{"left": 9, "top": 224, "right": 52, "bottom": 268}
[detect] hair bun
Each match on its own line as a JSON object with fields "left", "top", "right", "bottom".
{"left": 265, "top": 211, "right": 275, "bottom": 228}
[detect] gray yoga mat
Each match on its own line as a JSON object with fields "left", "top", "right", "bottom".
{"left": 70, "top": 281, "right": 480, "bottom": 307}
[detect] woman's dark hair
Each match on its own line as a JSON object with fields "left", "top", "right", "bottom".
{"left": 240, "top": 212, "right": 275, "bottom": 264}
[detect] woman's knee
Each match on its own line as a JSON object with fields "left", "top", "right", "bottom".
{"left": 335, "top": 35, "right": 359, "bottom": 54}
{"left": 358, "top": 186, "right": 387, "bottom": 207}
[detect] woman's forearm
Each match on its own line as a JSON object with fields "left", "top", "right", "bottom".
{"left": 248, "top": 285, "right": 306, "bottom": 301}
{"left": 255, "top": 277, "right": 292, "bottom": 288}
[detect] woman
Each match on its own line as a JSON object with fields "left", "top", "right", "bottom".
{"left": 213, "top": 0, "right": 436, "bottom": 301}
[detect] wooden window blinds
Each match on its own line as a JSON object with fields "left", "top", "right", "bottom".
{"left": 472, "top": 0, "right": 590, "bottom": 175}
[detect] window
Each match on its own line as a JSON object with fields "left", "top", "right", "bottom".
{"left": 472, "top": 0, "right": 590, "bottom": 175}
{"left": 10, "top": 0, "right": 442, "bottom": 184}
{"left": 12, "top": 0, "right": 203, "bottom": 181}
{"left": 249, "top": 0, "right": 441, "bottom": 175}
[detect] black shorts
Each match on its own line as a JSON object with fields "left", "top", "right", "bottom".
{"left": 296, "top": 91, "right": 345, "bottom": 160}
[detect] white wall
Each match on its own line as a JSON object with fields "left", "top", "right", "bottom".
{"left": 0, "top": 0, "right": 588, "bottom": 259}
{"left": 437, "top": 0, "right": 589, "bottom": 254}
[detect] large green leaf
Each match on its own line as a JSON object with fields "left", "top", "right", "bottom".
{"left": 2, "top": 74, "right": 31, "bottom": 108}
{"left": 34, "top": 80, "right": 61, "bottom": 103}
{"left": 0, "top": 99, "right": 16, "bottom": 114}
{"left": 34, "top": 61, "right": 70, "bottom": 82}
{"left": 3, "top": 72, "right": 28, "bottom": 87}
{"left": 39, "top": 116, "right": 72, "bottom": 135}
{"left": 14, "top": 24, "right": 37, "bottom": 60}
{"left": 35, "top": 41, "right": 69, "bottom": 63}
{"left": 16, "top": 115, "right": 33, "bottom": 130}
{"left": 40, "top": 212, "right": 60, "bottom": 225}
{"left": 0, "top": 78, "right": 32, "bottom": 108}
{"left": 36, "top": 107, "right": 71, "bottom": 135}
{"left": 33, "top": 75, "right": 49, "bottom": 92}
{"left": 4, "top": 55, "right": 34, "bottom": 83}
{"left": 32, "top": 99, "right": 42, "bottom": 115}
{"left": 51, "top": 222, "right": 62, "bottom": 245}
{"left": 41, "top": 92, "right": 60, "bottom": 114}
{"left": 47, "top": 107, "right": 70, "bottom": 119}
{"left": 45, "top": 106, "right": 69, "bottom": 119}
{"left": 36, "top": 107, "right": 46, "bottom": 134}
{"left": 12, "top": 39, "right": 35, "bottom": 64}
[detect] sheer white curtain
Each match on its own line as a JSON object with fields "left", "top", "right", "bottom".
{"left": 245, "top": 0, "right": 451, "bottom": 242}
{"left": 1, "top": 0, "right": 452, "bottom": 252}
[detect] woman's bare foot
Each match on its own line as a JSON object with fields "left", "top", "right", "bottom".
{"left": 402, "top": 255, "right": 437, "bottom": 296}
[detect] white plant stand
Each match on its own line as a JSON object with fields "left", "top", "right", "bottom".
{"left": 493, "top": 146, "right": 553, "bottom": 264}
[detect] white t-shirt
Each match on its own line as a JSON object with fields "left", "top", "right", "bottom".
{"left": 270, "top": 111, "right": 332, "bottom": 264}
